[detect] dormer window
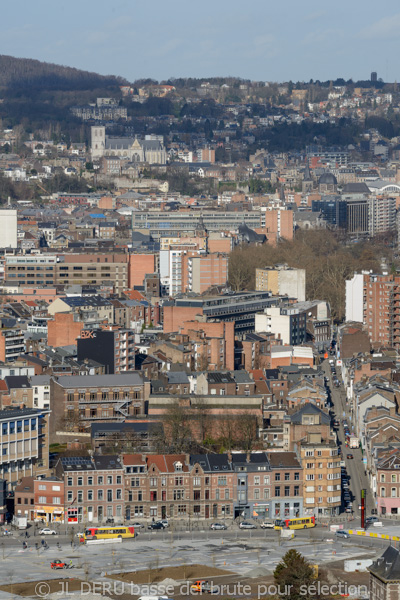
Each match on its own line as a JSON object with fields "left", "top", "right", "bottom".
{"left": 174, "top": 461, "right": 183, "bottom": 472}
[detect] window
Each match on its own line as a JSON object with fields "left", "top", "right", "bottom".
{"left": 392, "top": 488, "right": 397, "bottom": 498}
{"left": 38, "top": 484, "right": 46, "bottom": 491}
{"left": 116, "top": 475, "right": 122, "bottom": 485}
{"left": 284, "top": 473, "right": 290, "bottom": 481}
{"left": 107, "top": 490, "right": 113, "bottom": 502}
{"left": 98, "top": 476, "right": 103, "bottom": 485}
{"left": 77, "top": 491, "right": 83, "bottom": 503}
{"left": 306, "top": 474, "right": 314, "bottom": 481}
{"left": 131, "top": 478, "right": 140, "bottom": 487}
{"left": 264, "top": 475, "right": 270, "bottom": 485}
{"left": 275, "top": 473, "right": 280, "bottom": 481}
{"left": 173, "top": 489, "right": 184, "bottom": 500}
{"left": 107, "top": 475, "right": 113, "bottom": 485}
{"left": 193, "top": 490, "right": 201, "bottom": 501}
{"left": 254, "top": 476, "right": 260, "bottom": 485}
{"left": 275, "top": 487, "right": 280, "bottom": 497}
{"left": 285, "top": 486, "right": 290, "bottom": 497}
{"left": 254, "top": 489, "right": 260, "bottom": 500}
{"left": 193, "top": 477, "right": 201, "bottom": 486}
{"left": 67, "top": 491, "right": 73, "bottom": 502}
{"left": 381, "top": 474, "right": 385, "bottom": 483}
{"left": 381, "top": 487, "right": 386, "bottom": 498}
{"left": 88, "top": 490, "right": 93, "bottom": 501}
{"left": 116, "top": 489, "right": 122, "bottom": 500}
{"left": 98, "top": 490, "right": 103, "bottom": 500}
{"left": 77, "top": 476, "right": 83, "bottom": 486}
{"left": 150, "top": 478, "right": 157, "bottom": 487}
{"left": 38, "top": 496, "right": 46, "bottom": 503}
{"left": 392, "top": 475, "right": 397, "bottom": 483}
{"left": 218, "top": 476, "right": 227, "bottom": 486}
{"left": 88, "top": 477, "right": 93, "bottom": 486}
{"left": 52, "top": 485, "right": 60, "bottom": 492}
{"left": 150, "top": 491, "right": 157, "bottom": 501}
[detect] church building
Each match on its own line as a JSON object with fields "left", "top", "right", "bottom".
{"left": 91, "top": 126, "right": 167, "bottom": 164}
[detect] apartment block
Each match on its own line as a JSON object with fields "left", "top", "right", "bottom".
{"left": 55, "top": 455, "right": 124, "bottom": 523}
{"left": 297, "top": 433, "right": 341, "bottom": 516}
{"left": 0, "top": 326, "right": 25, "bottom": 362}
{"left": 0, "top": 209, "right": 17, "bottom": 249}
{"left": 346, "top": 272, "right": 400, "bottom": 349}
{"left": 187, "top": 254, "right": 228, "bottom": 294}
{"left": 77, "top": 328, "right": 136, "bottom": 374}
{"left": 255, "top": 265, "right": 306, "bottom": 301}
{"left": 5, "top": 254, "right": 57, "bottom": 286}
{"left": 56, "top": 254, "right": 129, "bottom": 293}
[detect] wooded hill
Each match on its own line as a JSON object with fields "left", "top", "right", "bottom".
{"left": 0, "top": 54, "right": 127, "bottom": 92}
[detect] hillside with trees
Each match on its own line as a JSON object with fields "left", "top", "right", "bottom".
{"left": 0, "top": 54, "right": 127, "bottom": 92}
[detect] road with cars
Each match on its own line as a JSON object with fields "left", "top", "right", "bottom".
{"left": 322, "top": 358, "right": 373, "bottom": 521}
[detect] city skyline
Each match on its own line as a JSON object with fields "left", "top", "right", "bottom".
{"left": 1, "top": 0, "right": 399, "bottom": 83}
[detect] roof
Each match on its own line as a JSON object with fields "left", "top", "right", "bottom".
{"left": 207, "top": 372, "right": 235, "bottom": 384}
{"left": 4, "top": 376, "right": 31, "bottom": 390}
{"left": 147, "top": 454, "right": 189, "bottom": 473}
{"left": 54, "top": 373, "right": 144, "bottom": 388}
{"left": 369, "top": 546, "right": 400, "bottom": 581}
{"left": 190, "top": 454, "right": 233, "bottom": 472}
{"left": 267, "top": 451, "right": 301, "bottom": 468}
{"left": 92, "top": 455, "right": 123, "bottom": 470}
{"left": 290, "top": 403, "right": 330, "bottom": 424}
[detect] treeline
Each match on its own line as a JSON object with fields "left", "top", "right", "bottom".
{"left": 0, "top": 54, "right": 126, "bottom": 91}
{"left": 228, "top": 230, "right": 394, "bottom": 322}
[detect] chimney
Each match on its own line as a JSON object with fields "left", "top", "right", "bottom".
{"left": 246, "top": 451, "right": 251, "bottom": 463}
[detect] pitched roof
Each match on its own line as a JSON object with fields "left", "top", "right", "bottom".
{"left": 369, "top": 546, "right": 400, "bottom": 581}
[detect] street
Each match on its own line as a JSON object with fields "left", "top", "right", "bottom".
{"left": 322, "top": 359, "right": 372, "bottom": 520}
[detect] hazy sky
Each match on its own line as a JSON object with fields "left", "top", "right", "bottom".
{"left": 2, "top": 0, "right": 399, "bottom": 83}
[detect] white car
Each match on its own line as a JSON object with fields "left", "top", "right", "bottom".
{"left": 260, "top": 521, "right": 274, "bottom": 529}
{"left": 157, "top": 520, "right": 169, "bottom": 528}
{"left": 39, "top": 528, "right": 57, "bottom": 535}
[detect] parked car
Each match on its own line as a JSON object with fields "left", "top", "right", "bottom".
{"left": 106, "top": 518, "right": 114, "bottom": 524}
{"left": 336, "top": 530, "right": 350, "bottom": 539}
{"left": 239, "top": 521, "right": 257, "bottom": 529}
{"left": 148, "top": 522, "right": 165, "bottom": 530}
{"left": 131, "top": 522, "right": 145, "bottom": 529}
{"left": 366, "top": 516, "right": 379, "bottom": 524}
{"left": 51, "top": 560, "right": 68, "bottom": 569}
{"left": 346, "top": 454, "right": 354, "bottom": 459}
{"left": 260, "top": 521, "right": 274, "bottom": 529}
{"left": 345, "top": 507, "right": 352, "bottom": 513}
{"left": 210, "top": 523, "right": 227, "bottom": 530}
{"left": 75, "top": 532, "right": 85, "bottom": 538}
{"left": 39, "top": 528, "right": 57, "bottom": 535}
{"left": 157, "top": 520, "right": 169, "bottom": 528}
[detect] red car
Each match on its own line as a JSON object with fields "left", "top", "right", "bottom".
{"left": 51, "top": 560, "right": 66, "bottom": 569}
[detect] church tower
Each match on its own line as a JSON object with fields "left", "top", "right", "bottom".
{"left": 91, "top": 126, "right": 106, "bottom": 159}
{"left": 302, "top": 159, "right": 313, "bottom": 194}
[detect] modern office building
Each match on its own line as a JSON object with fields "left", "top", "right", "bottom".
{"left": 0, "top": 407, "right": 50, "bottom": 487}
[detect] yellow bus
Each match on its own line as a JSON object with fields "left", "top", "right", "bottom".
{"left": 274, "top": 516, "right": 315, "bottom": 530}
{"left": 83, "top": 526, "right": 135, "bottom": 540}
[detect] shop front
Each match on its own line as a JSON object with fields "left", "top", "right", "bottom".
{"left": 34, "top": 505, "right": 64, "bottom": 523}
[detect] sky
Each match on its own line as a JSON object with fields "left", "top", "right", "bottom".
{"left": 1, "top": 0, "right": 400, "bottom": 83}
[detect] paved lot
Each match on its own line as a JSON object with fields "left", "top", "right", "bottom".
{"left": 0, "top": 531, "right": 382, "bottom": 594}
